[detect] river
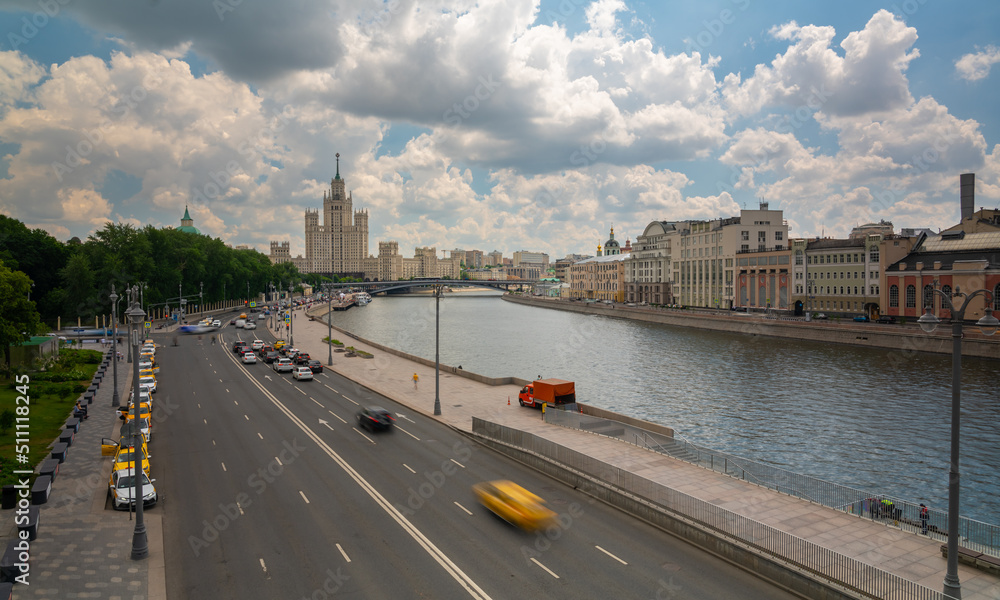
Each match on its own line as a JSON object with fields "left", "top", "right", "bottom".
{"left": 326, "top": 290, "right": 1000, "bottom": 524}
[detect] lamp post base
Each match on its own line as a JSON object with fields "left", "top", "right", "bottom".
{"left": 131, "top": 523, "right": 148, "bottom": 560}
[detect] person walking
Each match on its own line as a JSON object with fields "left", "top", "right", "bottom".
{"left": 920, "top": 504, "right": 929, "bottom": 534}
{"left": 412, "top": 372, "right": 419, "bottom": 390}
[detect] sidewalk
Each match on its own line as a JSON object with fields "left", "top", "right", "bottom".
{"left": 296, "top": 307, "right": 1000, "bottom": 600}
{"left": 0, "top": 349, "right": 165, "bottom": 600}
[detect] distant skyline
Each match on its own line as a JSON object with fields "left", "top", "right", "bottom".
{"left": 0, "top": 0, "right": 998, "bottom": 259}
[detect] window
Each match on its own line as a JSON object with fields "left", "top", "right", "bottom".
{"left": 758, "top": 231, "right": 766, "bottom": 242}
{"left": 942, "top": 285, "right": 952, "bottom": 299}
{"left": 795, "top": 251, "right": 803, "bottom": 265}
{"left": 995, "top": 283, "right": 1000, "bottom": 311}
{"left": 741, "top": 244, "right": 749, "bottom": 253}
{"left": 870, "top": 248, "right": 879, "bottom": 263}
{"left": 885, "top": 284, "right": 897, "bottom": 306}
{"left": 775, "top": 231, "right": 783, "bottom": 241}
{"left": 741, "top": 230, "right": 749, "bottom": 241}
{"left": 905, "top": 285, "right": 916, "bottom": 308}
{"left": 923, "top": 285, "right": 934, "bottom": 309}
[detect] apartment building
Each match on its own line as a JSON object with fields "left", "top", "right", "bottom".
{"left": 624, "top": 220, "right": 676, "bottom": 305}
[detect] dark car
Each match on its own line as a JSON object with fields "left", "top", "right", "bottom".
{"left": 306, "top": 360, "right": 324, "bottom": 373}
{"left": 294, "top": 353, "right": 311, "bottom": 365}
{"left": 263, "top": 351, "right": 280, "bottom": 364}
{"left": 357, "top": 407, "right": 395, "bottom": 432}
{"left": 257, "top": 345, "right": 273, "bottom": 357}
{"left": 876, "top": 315, "right": 897, "bottom": 324}
{"left": 233, "top": 342, "right": 248, "bottom": 354}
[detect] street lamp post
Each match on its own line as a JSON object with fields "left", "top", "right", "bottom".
{"left": 325, "top": 284, "right": 333, "bottom": 366}
{"left": 434, "top": 284, "right": 441, "bottom": 416}
{"left": 289, "top": 285, "right": 294, "bottom": 346}
{"left": 110, "top": 285, "right": 120, "bottom": 408}
{"left": 918, "top": 286, "right": 998, "bottom": 600}
{"left": 126, "top": 287, "right": 149, "bottom": 560}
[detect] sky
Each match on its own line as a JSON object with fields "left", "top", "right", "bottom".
{"left": 0, "top": 0, "right": 998, "bottom": 261}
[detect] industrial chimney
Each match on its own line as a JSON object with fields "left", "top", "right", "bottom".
{"left": 960, "top": 173, "right": 975, "bottom": 222}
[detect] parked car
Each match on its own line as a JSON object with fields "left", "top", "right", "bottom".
{"left": 853, "top": 315, "right": 870, "bottom": 323}
{"left": 876, "top": 315, "right": 897, "bottom": 324}
{"left": 109, "top": 467, "right": 157, "bottom": 511}
{"left": 272, "top": 358, "right": 294, "bottom": 373}
{"left": 242, "top": 352, "right": 257, "bottom": 364}
{"left": 471, "top": 480, "right": 557, "bottom": 532}
{"left": 813, "top": 313, "right": 828, "bottom": 320}
{"left": 306, "top": 360, "right": 324, "bottom": 373}
{"left": 292, "top": 366, "right": 313, "bottom": 381}
{"left": 356, "top": 406, "right": 395, "bottom": 432}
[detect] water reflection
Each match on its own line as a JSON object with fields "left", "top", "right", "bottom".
{"left": 331, "top": 293, "right": 999, "bottom": 523}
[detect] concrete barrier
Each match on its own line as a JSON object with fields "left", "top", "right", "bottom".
{"left": 50, "top": 443, "right": 68, "bottom": 463}
{"left": 30, "top": 475, "right": 51, "bottom": 505}
{"left": 17, "top": 505, "right": 38, "bottom": 541}
{"left": 38, "top": 458, "right": 59, "bottom": 483}
{"left": 58, "top": 429, "right": 74, "bottom": 447}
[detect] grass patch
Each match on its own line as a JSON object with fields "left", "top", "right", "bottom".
{"left": 0, "top": 349, "right": 102, "bottom": 488}
{"left": 344, "top": 346, "right": 372, "bottom": 358}
{"left": 323, "top": 336, "right": 344, "bottom": 346}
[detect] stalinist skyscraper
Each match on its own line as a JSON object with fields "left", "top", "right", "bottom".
{"left": 298, "top": 153, "right": 369, "bottom": 276}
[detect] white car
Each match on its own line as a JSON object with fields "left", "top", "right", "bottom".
{"left": 292, "top": 366, "right": 313, "bottom": 381}
{"left": 244, "top": 321, "right": 257, "bottom": 330}
{"left": 286, "top": 348, "right": 300, "bottom": 359}
{"left": 272, "top": 358, "right": 294, "bottom": 373}
{"left": 138, "top": 375, "right": 156, "bottom": 393}
{"left": 251, "top": 340, "right": 265, "bottom": 350}
{"left": 257, "top": 313, "right": 266, "bottom": 320}
{"left": 109, "top": 468, "right": 157, "bottom": 510}
{"left": 242, "top": 352, "right": 257, "bottom": 364}
{"left": 212, "top": 320, "right": 221, "bottom": 327}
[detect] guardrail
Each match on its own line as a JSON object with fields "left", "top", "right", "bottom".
{"left": 475, "top": 418, "right": 950, "bottom": 600}
{"left": 543, "top": 408, "right": 1000, "bottom": 559}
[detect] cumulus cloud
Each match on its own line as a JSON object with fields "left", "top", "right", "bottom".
{"left": 723, "top": 10, "right": 918, "bottom": 118}
{"left": 956, "top": 46, "right": 1000, "bottom": 81}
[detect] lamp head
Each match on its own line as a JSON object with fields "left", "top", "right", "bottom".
{"left": 976, "top": 309, "right": 999, "bottom": 337}
{"left": 917, "top": 306, "right": 941, "bottom": 333}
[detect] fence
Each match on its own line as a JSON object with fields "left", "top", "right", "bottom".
{"left": 543, "top": 408, "right": 1000, "bottom": 558}
{"left": 474, "top": 418, "right": 951, "bottom": 600}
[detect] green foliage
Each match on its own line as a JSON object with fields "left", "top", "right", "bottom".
{"left": 0, "top": 262, "right": 42, "bottom": 368}
{"left": 0, "top": 410, "right": 13, "bottom": 435}
{"left": 28, "top": 370, "right": 89, "bottom": 382}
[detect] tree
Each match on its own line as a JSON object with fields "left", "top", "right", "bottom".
{"left": 59, "top": 252, "right": 97, "bottom": 320}
{"left": 0, "top": 263, "right": 42, "bottom": 371}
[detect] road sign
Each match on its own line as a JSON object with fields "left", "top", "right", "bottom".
{"left": 144, "top": 321, "right": 151, "bottom": 329}
{"left": 250, "top": 301, "right": 257, "bottom": 308}
{"left": 284, "top": 314, "right": 291, "bottom": 325}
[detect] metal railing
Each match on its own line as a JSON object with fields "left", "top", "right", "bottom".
{"left": 475, "top": 418, "right": 950, "bottom": 600}
{"left": 543, "top": 408, "right": 1000, "bottom": 558}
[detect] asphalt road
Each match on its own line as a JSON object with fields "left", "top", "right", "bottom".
{"left": 148, "top": 318, "right": 801, "bottom": 600}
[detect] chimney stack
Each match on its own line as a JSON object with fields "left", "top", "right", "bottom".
{"left": 960, "top": 173, "right": 975, "bottom": 222}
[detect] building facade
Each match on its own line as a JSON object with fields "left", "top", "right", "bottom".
{"left": 568, "top": 252, "right": 628, "bottom": 301}
{"left": 625, "top": 221, "right": 676, "bottom": 305}
{"left": 735, "top": 247, "right": 792, "bottom": 310}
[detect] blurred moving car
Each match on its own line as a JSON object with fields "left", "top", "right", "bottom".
{"left": 813, "top": 313, "right": 829, "bottom": 320}
{"left": 356, "top": 406, "right": 394, "bottom": 432}
{"left": 109, "top": 468, "right": 157, "bottom": 510}
{"left": 292, "top": 366, "right": 313, "bottom": 381}
{"left": 244, "top": 321, "right": 257, "bottom": 330}
{"left": 876, "top": 315, "right": 897, "bottom": 324}
{"left": 471, "top": 480, "right": 557, "bottom": 532}
{"left": 853, "top": 315, "right": 870, "bottom": 322}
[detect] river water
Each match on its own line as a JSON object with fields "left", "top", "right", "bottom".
{"left": 327, "top": 291, "right": 999, "bottom": 524}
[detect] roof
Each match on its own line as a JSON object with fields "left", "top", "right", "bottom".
{"left": 574, "top": 252, "right": 630, "bottom": 265}
{"left": 805, "top": 238, "right": 865, "bottom": 250}
{"left": 919, "top": 231, "right": 1000, "bottom": 253}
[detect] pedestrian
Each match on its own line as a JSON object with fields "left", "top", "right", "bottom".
{"left": 412, "top": 372, "right": 419, "bottom": 390}
{"left": 920, "top": 504, "right": 929, "bottom": 534}
{"left": 211, "top": 335, "right": 216, "bottom": 345}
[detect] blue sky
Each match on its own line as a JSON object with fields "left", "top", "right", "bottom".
{"left": 1, "top": 0, "right": 998, "bottom": 259}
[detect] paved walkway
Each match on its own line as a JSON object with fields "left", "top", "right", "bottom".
{"left": 296, "top": 304, "right": 1000, "bottom": 600}
{"left": 0, "top": 348, "right": 165, "bottom": 600}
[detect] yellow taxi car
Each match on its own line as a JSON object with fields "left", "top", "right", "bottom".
{"left": 119, "top": 402, "right": 152, "bottom": 422}
{"left": 472, "top": 480, "right": 558, "bottom": 532}
{"left": 274, "top": 340, "right": 286, "bottom": 350}
{"left": 112, "top": 444, "right": 150, "bottom": 475}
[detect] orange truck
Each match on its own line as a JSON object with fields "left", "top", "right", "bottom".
{"left": 518, "top": 378, "right": 576, "bottom": 408}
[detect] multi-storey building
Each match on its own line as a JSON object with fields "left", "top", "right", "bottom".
{"left": 735, "top": 247, "right": 792, "bottom": 310}
{"left": 625, "top": 221, "right": 676, "bottom": 305}
{"left": 270, "top": 154, "right": 369, "bottom": 277}
{"left": 464, "top": 249, "right": 484, "bottom": 269}
{"left": 268, "top": 241, "right": 308, "bottom": 272}
{"left": 553, "top": 254, "right": 591, "bottom": 282}
{"left": 359, "top": 244, "right": 462, "bottom": 280}
{"left": 512, "top": 250, "right": 549, "bottom": 271}
{"left": 568, "top": 236, "right": 629, "bottom": 302}
{"left": 486, "top": 250, "right": 503, "bottom": 267}
{"left": 672, "top": 203, "right": 788, "bottom": 308}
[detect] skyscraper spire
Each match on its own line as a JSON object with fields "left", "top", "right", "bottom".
{"left": 334, "top": 152, "right": 341, "bottom": 180}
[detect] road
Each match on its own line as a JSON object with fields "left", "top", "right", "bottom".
{"left": 147, "top": 318, "right": 800, "bottom": 599}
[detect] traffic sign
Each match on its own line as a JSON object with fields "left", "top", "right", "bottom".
{"left": 144, "top": 321, "right": 151, "bottom": 329}
{"left": 250, "top": 301, "right": 257, "bottom": 308}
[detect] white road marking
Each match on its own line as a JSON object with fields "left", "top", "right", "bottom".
{"left": 454, "top": 502, "right": 473, "bottom": 516}
{"left": 257, "top": 432, "right": 263, "bottom": 440}
{"left": 226, "top": 389, "right": 229, "bottom": 393}
{"left": 237, "top": 502, "right": 245, "bottom": 515}
{"left": 221, "top": 462, "right": 227, "bottom": 472}
{"left": 397, "top": 414, "right": 416, "bottom": 424}
{"left": 328, "top": 410, "right": 346, "bottom": 424}
{"left": 234, "top": 400, "right": 239, "bottom": 406}
{"left": 595, "top": 545, "right": 628, "bottom": 565}
{"left": 394, "top": 425, "right": 420, "bottom": 441}
{"left": 403, "top": 464, "right": 416, "bottom": 474}
{"left": 197, "top": 403, "right": 201, "bottom": 409}
{"left": 300, "top": 491, "right": 310, "bottom": 504}
{"left": 296, "top": 387, "right": 307, "bottom": 395}
{"left": 336, "top": 543, "right": 351, "bottom": 563}
{"left": 319, "top": 419, "right": 334, "bottom": 431}
{"left": 530, "top": 558, "right": 559, "bottom": 579}
{"left": 276, "top": 456, "right": 282, "bottom": 466}
{"left": 450, "top": 459, "right": 465, "bottom": 469}
{"left": 353, "top": 428, "right": 376, "bottom": 444}
{"left": 203, "top": 419, "right": 207, "bottom": 424}
{"left": 310, "top": 397, "right": 324, "bottom": 407}
{"left": 342, "top": 395, "right": 358, "bottom": 405}
{"left": 212, "top": 440, "right": 216, "bottom": 446}
{"left": 259, "top": 558, "right": 267, "bottom": 574}
{"left": 244, "top": 414, "right": 249, "bottom": 421}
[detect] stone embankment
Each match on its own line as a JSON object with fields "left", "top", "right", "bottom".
{"left": 503, "top": 295, "right": 1000, "bottom": 360}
